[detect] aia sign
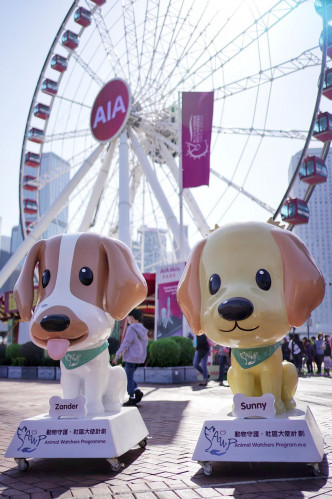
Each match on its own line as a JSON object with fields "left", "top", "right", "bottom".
{"left": 90, "top": 79, "right": 131, "bottom": 142}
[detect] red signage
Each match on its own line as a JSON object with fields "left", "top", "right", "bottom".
{"left": 90, "top": 79, "right": 131, "bottom": 142}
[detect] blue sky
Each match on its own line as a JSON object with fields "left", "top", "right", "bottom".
{"left": 0, "top": 0, "right": 72, "bottom": 237}
{"left": 0, "top": 1, "right": 324, "bottom": 240}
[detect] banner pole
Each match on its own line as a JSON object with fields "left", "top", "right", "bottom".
{"left": 178, "top": 91, "right": 184, "bottom": 262}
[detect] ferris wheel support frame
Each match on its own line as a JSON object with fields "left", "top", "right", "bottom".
{"left": 79, "top": 140, "right": 117, "bottom": 232}
{"left": 128, "top": 128, "right": 190, "bottom": 258}
{"left": 118, "top": 130, "right": 131, "bottom": 249}
{"left": 0, "top": 144, "right": 104, "bottom": 289}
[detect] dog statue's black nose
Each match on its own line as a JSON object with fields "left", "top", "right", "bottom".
{"left": 218, "top": 298, "right": 254, "bottom": 322}
{"left": 40, "top": 314, "right": 70, "bottom": 332}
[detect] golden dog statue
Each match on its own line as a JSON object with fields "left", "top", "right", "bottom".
{"left": 177, "top": 221, "right": 325, "bottom": 414}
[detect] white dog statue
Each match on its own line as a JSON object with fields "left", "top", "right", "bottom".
{"left": 14, "top": 233, "right": 147, "bottom": 416}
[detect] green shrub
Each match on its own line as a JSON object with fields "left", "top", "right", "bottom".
{"left": 149, "top": 338, "right": 181, "bottom": 367}
{"left": 20, "top": 342, "right": 44, "bottom": 366}
{"left": 12, "top": 357, "right": 25, "bottom": 366}
{"left": 169, "top": 336, "right": 195, "bottom": 366}
{"left": 42, "top": 354, "right": 60, "bottom": 367}
{"left": 0, "top": 344, "right": 6, "bottom": 364}
{"left": 143, "top": 340, "right": 154, "bottom": 366}
{"left": 6, "top": 343, "right": 21, "bottom": 362}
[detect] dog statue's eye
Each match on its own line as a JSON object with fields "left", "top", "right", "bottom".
{"left": 79, "top": 267, "right": 93, "bottom": 286}
{"left": 256, "top": 269, "right": 271, "bottom": 291}
{"left": 42, "top": 269, "right": 50, "bottom": 288}
{"left": 209, "top": 274, "right": 221, "bottom": 295}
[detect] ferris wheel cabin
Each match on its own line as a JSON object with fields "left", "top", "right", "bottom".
{"left": 74, "top": 7, "right": 92, "bottom": 27}
{"left": 27, "top": 128, "right": 45, "bottom": 144}
{"left": 281, "top": 198, "right": 309, "bottom": 225}
{"left": 25, "top": 221, "right": 33, "bottom": 234}
{"left": 23, "top": 199, "right": 38, "bottom": 215}
{"left": 62, "top": 30, "right": 79, "bottom": 50}
{"left": 299, "top": 155, "right": 327, "bottom": 184}
{"left": 322, "top": 68, "right": 332, "bottom": 100}
{"left": 319, "top": 26, "right": 332, "bottom": 59}
{"left": 50, "top": 54, "right": 68, "bottom": 73}
{"left": 33, "top": 103, "right": 50, "bottom": 120}
{"left": 23, "top": 176, "right": 37, "bottom": 191}
{"left": 313, "top": 111, "right": 332, "bottom": 142}
{"left": 41, "top": 79, "right": 58, "bottom": 96}
{"left": 24, "top": 152, "right": 40, "bottom": 167}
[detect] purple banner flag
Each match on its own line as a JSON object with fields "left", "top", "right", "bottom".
{"left": 181, "top": 92, "right": 214, "bottom": 188}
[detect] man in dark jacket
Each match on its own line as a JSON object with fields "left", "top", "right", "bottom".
{"left": 193, "top": 333, "right": 210, "bottom": 386}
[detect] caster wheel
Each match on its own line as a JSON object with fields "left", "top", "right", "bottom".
{"left": 308, "top": 463, "right": 320, "bottom": 476}
{"left": 198, "top": 460, "right": 213, "bottom": 475}
{"left": 14, "top": 458, "right": 29, "bottom": 472}
{"left": 139, "top": 438, "right": 147, "bottom": 448}
{"left": 106, "top": 458, "right": 124, "bottom": 472}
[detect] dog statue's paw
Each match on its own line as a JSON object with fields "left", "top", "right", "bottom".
{"left": 284, "top": 398, "right": 296, "bottom": 411}
{"left": 86, "top": 402, "right": 105, "bottom": 416}
{"left": 104, "top": 401, "right": 122, "bottom": 414}
{"left": 274, "top": 400, "right": 287, "bottom": 414}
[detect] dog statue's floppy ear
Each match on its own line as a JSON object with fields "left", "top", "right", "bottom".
{"left": 272, "top": 229, "right": 325, "bottom": 326}
{"left": 101, "top": 238, "right": 147, "bottom": 320}
{"left": 13, "top": 240, "right": 46, "bottom": 322}
{"left": 177, "top": 238, "right": 206, "bottom": 335}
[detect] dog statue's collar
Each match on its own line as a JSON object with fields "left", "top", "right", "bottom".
{"left": 232, "top": 341, "right": 282, "bottom": 370}
{"left": 61, "top": 341, "right": 109, "bottom": 370}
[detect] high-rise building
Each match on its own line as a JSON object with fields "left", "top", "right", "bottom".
{"left": 132, "top": 227, "right": 169, "bottom": 272}
{"left": 39, "top": 152, "right": 70, "bottom": 238}
{"left": 289, "top": 148, "right": 332, "bottom": 331}
{"left": 10, "top": 226, "right": 22, "bottom": 255}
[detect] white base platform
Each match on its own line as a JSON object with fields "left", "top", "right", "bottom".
{"left": 193, "top": 403, "right": 324, "bottom": 467}
{"left": 5, "top": 407, "right": 148, "bottom": 470}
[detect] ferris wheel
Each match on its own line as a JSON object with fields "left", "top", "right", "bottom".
{"left": 0, "top": 0, "right": 328, "bottom": 287}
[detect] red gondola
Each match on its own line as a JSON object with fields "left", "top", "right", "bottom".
{"left": 50, "top": 54, "right": 68, "bottom": 73}
{"left": 23, "top": 199, "right": 38, "bottom": 215}
{"left": 299, "top": 155, "right": 327, "bottom": 185}
{"left": 322, "top": 68, "right": 332, "bottom": 100}
{"left": 319, "top": 26, "right": 332, "bottom": 59}
{"left": 91, "top": 0, "right": 106, "bottom": 5}
{"left": 313, "top": 111, "right": 332, "bottom": 142}
{"left": 24, "top": 152, "right": 40, "bottom": 167}
{"left": 62, "top": 30, "right": 79, "bottom": 50}
{"left": 74, "top": 7, "right": 92, "bottom": 27}
{"left": 34, "top": 103, "right": 50, "bottom": 120}
{"left": 25, "top": 221, "right": 34, "bottom": 235}
{"left": 23, "top": 176, "right": 37, "bottom": 191}
{"left": 41, "top": 79, "right": 58, "bottom": 96}
{"left": 28, "top": 128, "right": 45, "bottom": 143}
{"left": 281, "top": 198, "right": 309, "bottom": 225}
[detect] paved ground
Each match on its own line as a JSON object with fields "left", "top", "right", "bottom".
{"left": 0, "top": 375, "right": 331, "bottom": 498}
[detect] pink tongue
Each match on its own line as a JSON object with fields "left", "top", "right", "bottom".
{"left": 47, "top": 339, "right": 70, "bottom": 360}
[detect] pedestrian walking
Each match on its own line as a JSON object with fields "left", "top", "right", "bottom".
{"left": 281, "top": 337, "right": 290, "bottom": 361}
{"left": 303, "top": 337, "right": 314, "bottom": 375}
{"left": 216, "top": 345, "right": 229, "bottom": 386}
{"left": 193, "top": 333, "right": 210, "bottom": 386}
{"left": 288, "top": 333, "right": 304, "bottom": 375}
{"left": 323, "top": 334, "right": 331, "bottom": 377}
{"left": 315, "top": 333, "right": 324, "bottom": 375}
{"left": 113, "top": 308, "right": 148, "bottom": 406}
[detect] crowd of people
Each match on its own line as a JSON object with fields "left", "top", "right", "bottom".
{"left": 282, "top": 332, "right": 332, "bottom": 377}
{"left": 193, "top": 332, "right": 332, "bottom": 387}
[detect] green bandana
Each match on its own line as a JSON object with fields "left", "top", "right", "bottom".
{"left": 61, "top": 341, "right": 109, "bottom": 370}
{"left": 232, "top": 341, "right": 281, "bottom": 369}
